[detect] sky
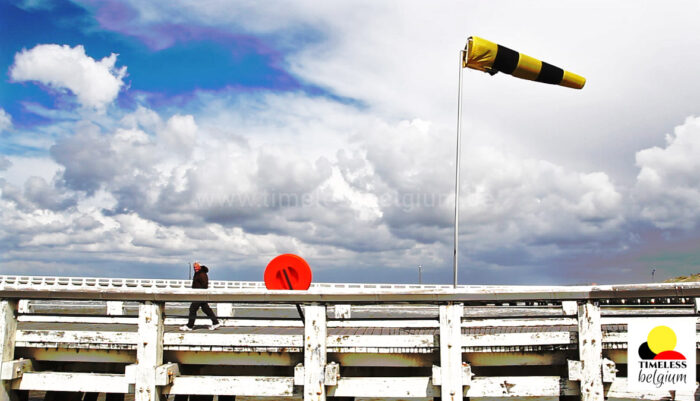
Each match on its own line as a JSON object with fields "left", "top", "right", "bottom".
{"left": 2, "top": 0, "right": 700, "bottom": 285}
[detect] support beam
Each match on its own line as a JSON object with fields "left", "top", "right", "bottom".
{"left": 15, "top": 302, "right": 31, "bottom": 315}
{"left": 106, "top": 301, "right": 124, "bottom": 316}
{"left": 577, "top": 301, "right": 604, "bottom": 401}
{"left": 216, "top": 303, "right": 234, "bottom": 317}
{"left": 1, "top": 299, "right": 18, "bottom": 401}
{"left": 334, "top": 305, "right": 351, "bottom": 319}
{"left": 303, "top": 304, "right": 327, "bottom": 401}
{"left": 438, "top": 303, "right": 463, "bottom": 401}
{"left": 135, "top": 302, "right": 164, "bottom": 401}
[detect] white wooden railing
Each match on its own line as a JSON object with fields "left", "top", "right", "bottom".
{"left": 2, "top": 275, "right": 700, "bottom": 401}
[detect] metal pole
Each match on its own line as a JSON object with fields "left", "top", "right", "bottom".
{"left": 453, "top": 50, "right": 465, "bottom": 288}
{"left": 418, "top": 264, "right": 422, "bottom": 284}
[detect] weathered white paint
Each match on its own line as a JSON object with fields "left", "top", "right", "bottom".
{"left": 135, "top": 302, "right": 164, "bottom": 401}
{"left": 464, "top": 376, "right": 578, "bottom": 397}
{"left": 471, "top": 397, "right": 558, "bottom": 401}
{"left": 237, "top": 397, "right": 300, "bottom": 401}
{"left": 333, "top": 305, "right": 351, "bottom": 319}
{"left": 107, "top": 301, "right": 124, "bottom": 316}
{"left": 562, "top": 300, "right": 577, "bottom": 315}
{"left": 324, "top": 362, "right": 339, "bottom": 385}
{"left": 326, "top": 377, "right": 438, "bottom": 398}
{"left": 164, "top": 332, "right": 301, "bottom": 347}
{"left": 695, "top": 298, "right": 700, "bottom": 315}
{"left": 602, "top": 358, "right": 616, "bottom": 383}
{"left": 355, "top": 398, "right": 432, "bottom": 401}
{"left": 0, "top": 299, "right": 18, "bottom": 401}
{"left": 154, "top": 362, "right": 178, "bottom": 386}
{"left": 439, "top": 303, "right": 463, "bottom": 401}
{"left": 11, "top": 372, "right": 130, "bottom": 393}
{"left": 19, "top": 315, "right": 137, "bottom": 324}
{"left": 463, "top": 331, "right": 574, "bottom": 347}
{"left": 462, "top": 317, "right": 576, "bottom": 327}
{"left": 216, "top": 303, "right": 234, "bottom": 317}
{"left": 327, "top": 335, "right": 434, "bottom": 348}
{"left": 16, "top": 330, "right": 138, "bottom": 345}
{"left": 165, "top": 376, "right": 296, "bottom": 396}
{"left": 577, "top": 301, "right": 604, "bottom": 401}
{"left": 0, "top": 359, "right": 32, "bottom": 380}
{"left": 329, "top": 320, "right": 436, "bottom": 328}
{"left": 16, "top": 301, "right": 31, "bottom": 315}
{"left": 304, "top": 304, "right": 327, "bottom": 401}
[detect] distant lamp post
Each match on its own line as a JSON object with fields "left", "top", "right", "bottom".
{"left": 418, "top": 264, "right": 423, "bottom": 284}
{"left": 454, "top": 36, "right": 586, "bottom": 288}
{"left": 651, "top": 268, "right": 656, "bottom": 281}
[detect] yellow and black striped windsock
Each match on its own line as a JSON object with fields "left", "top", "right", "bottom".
{"left": 464, "top": 36, "right": 585, "bottom": 89}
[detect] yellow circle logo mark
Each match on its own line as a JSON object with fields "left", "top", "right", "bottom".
{"left": 647, "top": 325, "right": 676, "bottom": 354}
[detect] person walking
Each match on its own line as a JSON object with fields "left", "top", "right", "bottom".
{"left": 180, "top": 262, "right": 221, "bottom": 331}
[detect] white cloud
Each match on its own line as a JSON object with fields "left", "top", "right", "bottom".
{"left": 0, "top": 108, "right": 12, "bottom": 132}
{"left": 635, "top": 116, "right": 700, "bottom": 229}
{"left": 10, "top": 44, "right": 127, "bottom": 111}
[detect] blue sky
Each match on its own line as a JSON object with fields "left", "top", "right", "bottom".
{"left": 3, "top": 0, "right": 700, "bottom": 284}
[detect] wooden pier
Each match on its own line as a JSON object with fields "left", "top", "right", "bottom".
{"left": 1, "top": 275, "right": 700, "bottom": 400}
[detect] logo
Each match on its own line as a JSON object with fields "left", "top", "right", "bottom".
{"left": 628, "top": 318, "right": 695, "bottom": 390}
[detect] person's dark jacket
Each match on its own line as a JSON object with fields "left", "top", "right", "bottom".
{"left": 192, "top": 265, "right": 209, "bottom": 289}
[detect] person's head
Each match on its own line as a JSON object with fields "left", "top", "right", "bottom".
{"left": 193, "top": 262, "right": 201, "bottom": 272}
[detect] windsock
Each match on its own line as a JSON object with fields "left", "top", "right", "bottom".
{"left": 464, "top": 36, "right": 585, "bottom": 89}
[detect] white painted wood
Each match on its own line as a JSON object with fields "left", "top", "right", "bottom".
{"left": 0, "top": 359, "right": 32, "bottom": 380}
{"left": 164, "top": 376, "right": 296, "bottom": 396}
{"left": 462, "top": 317, "right": 576, "bottom": 327}
{"left": 327, "top": 335, "right": 434, "bottom": 348}
{"left": 294, "top": 363, "right": 304, "bottom": 386}
{"left": 164, "top": 332, "right": 301, "bottom": 347}
{"left": 10, "top": 371, "right": 130, "bottom": 393}
{"left": 216, "top": 303, "right": 234, "bottom": 317}
{"left": 355, "top": 398, "right": 432, "bottom": 401}
{"left": 577, "top": 301, "right": 604, "bottom": 401}
{"left": 326, "top": 377, "right": 438, "bottom": 398}
{"left": 18, "top": 315, "right": 137, "bottom": 324}
{"left": 567, "top": 359, "right": 582, "bottom": 381}
{"left": 439, "top": 303, "right": 463, "bottom": 401}
{"left": 16, "top": 330, "right": 138, "bottom": 344}
{"left": 154, "top": 362, "right": 179, "bottom": 386}
{"left": 0, "top": 299, "right": 18, "bottom": 401}
{"left": 602, "top": 358, "right": 616, "bottom": 383}
{"left": 304, "top": 304, "right": 327, "bottom": 401}
{"left": 329, "top": 320, "right": 436, "bottom": 328}
{"left": 135, "top": 301, "right": 164, "bottom": 401}
{"left": 16, "top": 301, "right": 31, "bottom": 314}
{"left": 464, "top": 376, "right": 578, "bottom": 397}
{"left": 462, "top": 363, "right": 473, "bottom": 385}
{"left": 695, "top": 297, "right": 700, "bottom": 314}
{"left": 107, "top": 301, "right": 124, "bottom": 316}
{"left": 431, "top": 365, "right": 441, "bottom": 385}
{"left": 237, "top": 397, "right": 300, "bottom": 401}
{"left": 471, "top": 397, "right": 558, "bottom": 401}
{"left": 324, "top": 362, "right": 339, "bottom": 385}
{"left": 463, "top": 331, "right": 574, "bottom": 347}
{"left": 562, "top": 300, "right": 577, "bottom": 315}
{"left": 605, "top": 378, "right": 697, "bottom": 400}
{"left": 334, "top": 304, "right": 351, "bottom": 319}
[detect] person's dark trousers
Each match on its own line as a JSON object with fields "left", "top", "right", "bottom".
{"left": 186, "top": 301, "right": 219, "bottom": 328}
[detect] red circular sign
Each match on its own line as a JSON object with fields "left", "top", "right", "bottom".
{"left": 264, "top": 254, "right": 312, "bottom": 290}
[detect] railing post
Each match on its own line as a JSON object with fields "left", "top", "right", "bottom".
{"left": 0, "top": 300, "right": 18, "bottom": 401}
{"left": 106, "top": 301, "right": 124, "bottom": 316}
{"left": 136, "top": 301, "right": 164, "bottom": 401}
{"left": 577, "top": 301, "right": 604, "bottom": 401}
{"left": 439, "top": 302, "right": 464, "bottom": 401}
{"left": 303, "top": 303, "right": 327, "bottom": 401}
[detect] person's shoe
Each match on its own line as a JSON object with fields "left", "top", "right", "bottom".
{"left": 209, "top": 323, "right": 221, "bottom": 330}
{"left": 179, "top": 325, "right": 193, "bottom": 331}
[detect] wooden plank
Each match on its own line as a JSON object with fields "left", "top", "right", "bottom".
{"left": 439, "top": 303, "right": 463, "bottom": 401}
{"left": 326, "top": 377, "right": 438, "bottom": 398}
{"left": 578, "top": 301, "right": 604, "bottom": 401}
{"left": 18, "top": 316, "right": 136, "bottom": 324}
{"left": 471, "top": 398, "right": 558, "bottom": 401}
{"left": 462, "top": 317, "right": 576, "bottom": 327}
{"left": 327, "top": 335, "right": 434, "bottom": 348}
{"left": 304, "top": 304, "right": 327, "bottom": 401}
{"left": 216, "top": 303, "right": 234, "bottom": 317}
{"left": 16, "top": 330, "right": 138, "bottom": 344}
{"left": 464, "top": 377, "right": 578, "bottom": 397}
{"left": 164, "top": 376, "right": 295, "bottom": 396}
{"left": 1, "top": 299, "right": 18, "bottom": 401}
{"left": 106, "top": 301, "right": 124, "bottom": 316}
{"left": 10, "top": 372, "right": 130, "bottom": 393}
{"left": 135, "top": 302, "right": 164, "bottom": 401}
{"left": 463, "top": 331, "right": 574, "bottom": 347}
{"left": 164, "top": 333, "right": 302, "bottom": 347}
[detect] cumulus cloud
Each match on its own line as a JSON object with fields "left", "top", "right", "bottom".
{"left": 10, "top": 44, "right": 127, "bottom": 111}
{"left": 635, "top": 116, "right": 700, "bottom": 229}
{"left": 0, "top": 108, "right": 12, "bottom": 132}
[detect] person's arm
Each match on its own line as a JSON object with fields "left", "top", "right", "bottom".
{"left": 202, "top": 272, "right": 209, "bottom": 289}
